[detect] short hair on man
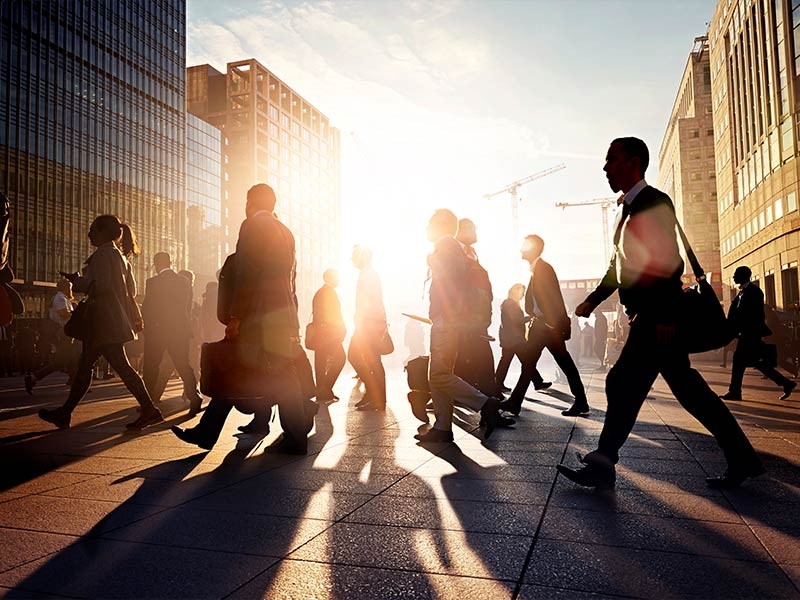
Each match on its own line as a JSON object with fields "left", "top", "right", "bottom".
{"left": 430, "top": 209, "right": 458, "bottom": 236}
{"left": 611, "top": 136, "right": 650, "bottom": 174}
{"left": 153, "top": 251, "right": 171, "bottom": 266}
{"left": 247, "top": 183, "right": 277, "bottom": 212}
{"left": 524, "top": 234, "right": 545, "bottom": 256}
{"left": 323, "top": 268, "right": 338, "bottom": 285}
{"left": 733, "top": 265, "right": 752, "bottom": 281}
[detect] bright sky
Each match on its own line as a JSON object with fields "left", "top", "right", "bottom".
{"left": 187, "top": 0, "right": 717, "bottom": 319}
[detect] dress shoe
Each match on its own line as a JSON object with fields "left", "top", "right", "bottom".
{"left": 719, "top": 392, "right": 742, "bottom": 401}
{"left": 408, "top": 390, "right": 431, "bottom": 423}
{"left": 706, "top": 462, "right": 766, "bottom": 489}
{"left": 414, "top": 428, "right": 454, "bottom": 443}
{"left": 188, "top": 397, "right": 204, "bottom": 417}
{"left": 557, "top": 452, "right": 616, "bottom": 489}
{"left": 238, "top": 416, "right": 271, "bottom": 435}
{"left": 24, "top": 374, "right": 35, "bottom": 395}
{"left": 561, "top": 402, "right": 590, "bottom": 417}
{"left": 38, "top": 408, "right": 70, "bottom": 429}
{"left": 125, "top": 406, "right": 164, "bottom": 430}
{"left": 780, "top": 382, "right": 796, "bottom": 400}
{"left": 534, "top": 381, "right": 552, "bottom": 391}
{"left": 498, "top": 398, "right": 521, "bottom": 416}
{"left": 500, "top": 385, "right": 511, "bottom": 393}
{"left": 480, "top": 397, "right": 515, "bottom": 440}
{"left": 171, "top": 425, "right": 214, "bottom": 450}
{"left": 305, "top": 400, "right": 320, "bottom": 433}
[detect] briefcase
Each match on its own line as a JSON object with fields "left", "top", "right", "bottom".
{"left": 200, "top": 339, "right": 270, "bottom": 399}
{"left": 405, "top": 355, "right": 430, "bottom": 392}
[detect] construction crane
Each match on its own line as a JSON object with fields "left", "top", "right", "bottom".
{"left": 484, "top": 164, "right": 566, "bottom": 241}
{"left": 554, "top": 197, "right": 618, "bottom": 264}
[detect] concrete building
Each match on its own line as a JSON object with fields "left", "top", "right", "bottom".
{"left": 709, "top": 0, "right": 800, "bottom": 307}
{"left": 0, "top": 0, "right": 187, "bottom": 311}
{"left": 186, "top": 113, "right": 223, "bottom": 290}
{"left": 186, "top": 59, "right": 342, "bottom": 311}
{"left": 657, "top": 36, "right": 723, "bottom": 298}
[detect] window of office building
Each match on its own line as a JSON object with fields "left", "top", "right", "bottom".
{"left": 788, "top": 191, "right": 798, "bottom": 212}
{"left": 782, "top": 264, "right": 799, "bottom": 308}
{"left": 776, "top": 197, "right": 784, "bottom": 219}
{"left": 765, "top": 272, "right": 777, "bottom": 306}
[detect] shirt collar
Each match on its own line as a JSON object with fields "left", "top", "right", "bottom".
{"left": 157, "top": 267, "right": 174, "bottom": 275}
{"left": 251, "top": 210, "right": 272, "bottom": 219}
{"left": 623, "top": 179, "right": 648, "bottom": 205}
{"left": 529, "top": 256, "right": 541, "bottom": 272}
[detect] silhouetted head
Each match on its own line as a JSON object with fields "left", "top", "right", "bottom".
{"left": 508, "top": 283, "right": 525, "bottom": 302}
{"left": 88, "top": 215, "right": 124, "bottom": 248}
{"left": 733, "top": 265, "right": 752, "bottom": 285}
{"left": 521, "top": 234, "right": 544, "bottom": 262}
{"left": 205, "top": 281, "right": 218, "bottom": 296}
{"left": 351, "top": 246, "right": 373, "bottom": 270}
{"left": 153, "top": 252, "right": 171, "bottom": 272}
{"left": 56, "top": 279, "right": 72, "bottom": 297}
{"left": 427, "top": 209, "right": 458, "bottom": 242}
{"left": 178, "top": 270, "right": 195, "bottom": 285}
{"left": 456, "top": 218, "right": 477, "bottom": 246}
{"left": 323, "top": 268, "right": 340, "bottom": 288}
{"left": 117, "top": 223, "right": 140, "bottom": 257}
{"left": 246, "top": 184, "right": 277, "bottom": 218}
{"left": 604, "top": 137, "right": 649, "bottom": 194}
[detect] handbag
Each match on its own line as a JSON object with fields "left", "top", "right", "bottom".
{"left": 304, "top": 321, "right": 319, "bottom": 351}
{"left": 64, "top": 296, "right": 93, "bottom": 341}
{"left": 378, "top": 328, "right": 394, "bottom": 355}
{"left": 405, "top": 355, "right": 430, "bottom": 392}
{"left": 674, "top": 218, "right": 730, "bottom": 353}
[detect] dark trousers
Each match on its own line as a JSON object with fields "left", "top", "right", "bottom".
{"left": 510, "top": 323, "right": 585, "bottom": 406}
{"left": 597, "top": 315, "right": 759, "bottom": 467}
{"left": 454, "top": 331, "right": 499, "bottom": 397}
{"left": 348, "top": 331, "right": 386, "bottom": 408}
{"left": 314, "top": 341, "right": 345, "bottom": 402}
{"left": 728, "top": 337, "right": 793, "bottom": 395}
{"left": 194, "top": 351, "right": 308, "bottom": 448}
{"left": 143, "top": 335, "right": 201, "bottom": 403}
{"left": 34, "top": 338, "right": 76, "bottom": 381}
{"left": 495, "top": 344, "right": 545, "bottom": 389}
{"left": 61, "top": 343, "right": 155, "bottom": 415}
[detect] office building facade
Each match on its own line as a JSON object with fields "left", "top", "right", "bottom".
{"left": 187, "top": 59, "right": 341, "bottom": 312}
{"left": 657, "top": 37, "right": 723, "bottom": 297}
{"left": 186, "top": 113, "right": 223, "bottom": 289}
{"left": 0, "top": 0, "right": 186, "bottom": 309}
{"left": 709, "top": 0, "right": 800, "bottom": 307}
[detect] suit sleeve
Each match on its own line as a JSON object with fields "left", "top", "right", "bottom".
{"left": 585, "top": 259, "right": 618, "bottom": 308}
{"left": 230, "top": 220, "right": 257, "bottom": 318}
{"left": 142, "top": 277, "right": 154, "bottom": 325}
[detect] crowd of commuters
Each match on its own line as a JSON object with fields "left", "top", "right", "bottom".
{"left": 21, "top": 137, "right": 793, "bottom": 484}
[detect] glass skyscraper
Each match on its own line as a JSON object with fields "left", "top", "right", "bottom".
{"left": 0, "top": 0, "right": 186, "bottom": 307}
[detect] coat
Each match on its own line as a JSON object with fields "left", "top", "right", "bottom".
{"left": 72, "top": 242, "right": 137, "bottom": 347}
{"left": 526, "top": 258, "right": 571, "bottom": 339}
{"left": 499, "top": 298, "right": 526, "bottom": 348}
{"left": 142, "top": 269, "right": 194, "bottom": 342}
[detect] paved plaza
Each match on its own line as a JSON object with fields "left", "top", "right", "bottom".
{"left": 0, "top": 357, "right": 799, "bottom": 599}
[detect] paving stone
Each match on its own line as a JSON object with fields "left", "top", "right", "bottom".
{"left": 518, "top": 585, "right": 630, "bottom": 599}
{"left": 53, "top": 456, "right": 151, "bottom": 475}
{"left": 264, "top": 468, "right": 402, "bottom": 495}
{"left": 0, "top": 529, "right": 77, "bottom": 573}
{"left": 102, "top": 507, "right": 330, "bottom": 557}
{"left": 187, "top": 486, "right": 373, "bottom": 521}
{"left": 524, "top": 539, "right": 799, "bottom": 598}
{"left": 0, "top": 538, "right": 276, "bottom": 598}
{"left": 228, "top": 558, "right": 515, "bottom": 599}
{"left": 288, "top": 522, "right": 531, "bottom": 580}
{"left": 414, "top": 461, "right": 556, "bottom": 482}
{"left": 384, "top": 476, "right": 551, "bottom": 504}
{"left": 540, "top": 507, "right": 769, "bottom": 560}
{"left": 343, "top": 495, "right": 545, "bottom": 536}
{"left": 0, "top": 495, "right": 164, "bottom": 536}
{"left": 752, "top": 526, "right": 800, "bottom": 565}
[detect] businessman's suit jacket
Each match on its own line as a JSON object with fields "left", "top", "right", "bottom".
{"left": 728, "top": 283, "right": 771, "bottom": 341}
{"left": 526, "top": 258, "right": 570, "bottom": 339}
{"left": 142, "top": 269, "right": 193, "bottom": 342}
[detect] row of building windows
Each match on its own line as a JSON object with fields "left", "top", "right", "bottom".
{"left": 723, "top": 191, "right": 798, "bottom": 254}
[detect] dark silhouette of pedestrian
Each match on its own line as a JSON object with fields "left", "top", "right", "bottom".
{"left": 348, "top": 246, "right": 389, "bottom": 411}
{"left": 557, "top": 137, "right": 762, "bottom": 490}
{"left": 453, "top": 218, "right": 501, "bottom": 397}
{"left": 38, "top": 215, "right": 162, "bottom": 430}
{"left": 414, "top": 209, "right": 512, "bottom": 443}
{"left": 141, "top": 252, "right": 203, "bottom": 415}
{"left": 25, "top": 279, "right": 76, "bottom": 393}
{"left": 720, "top": 266, "right": 796, "bottom": 402}
{"left": 594, "top": 310, "right": 609, "bottom": 367}
{"left": 501, "top": 235, "right": 589, "bottom": 417}
{"left": 171, "top": 184, "right": 311, "bottom": 454}
{"left": 311, "top": 269, "right": 346, "bottom": 404}
{"left": 495, "top": 283, "right": 550, "bottom": 393}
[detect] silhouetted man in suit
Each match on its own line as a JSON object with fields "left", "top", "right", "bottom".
{"left": 312, "top": 269, "right": 346, "bottom": 404}
{"left": 142, "top": 252, "right": 203, "bottom": 415}
{"left": 453, "top": 218, "right": 499, "bottom": 397}
{"left": 414, "top": 209, "right": 512, "bottom": 443}
{"left": 501, "top": 235, "right": 588, "bottom": 417}
{"left": 171, "top": 184, "right": 310, "bottom": 454}
{"left": 720, "top": 265, "right": 796, "bottom": 401}
{"left": 558, "top": 137, "right": 762, "bottom": 490}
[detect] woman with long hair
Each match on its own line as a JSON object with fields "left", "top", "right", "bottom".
{"left": 38, "top": 215, "right": 161, "bottom": 430}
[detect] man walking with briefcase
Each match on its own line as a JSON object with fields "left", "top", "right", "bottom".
{"left": 720, "top": 265, "right": 796, "bottom": 402}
